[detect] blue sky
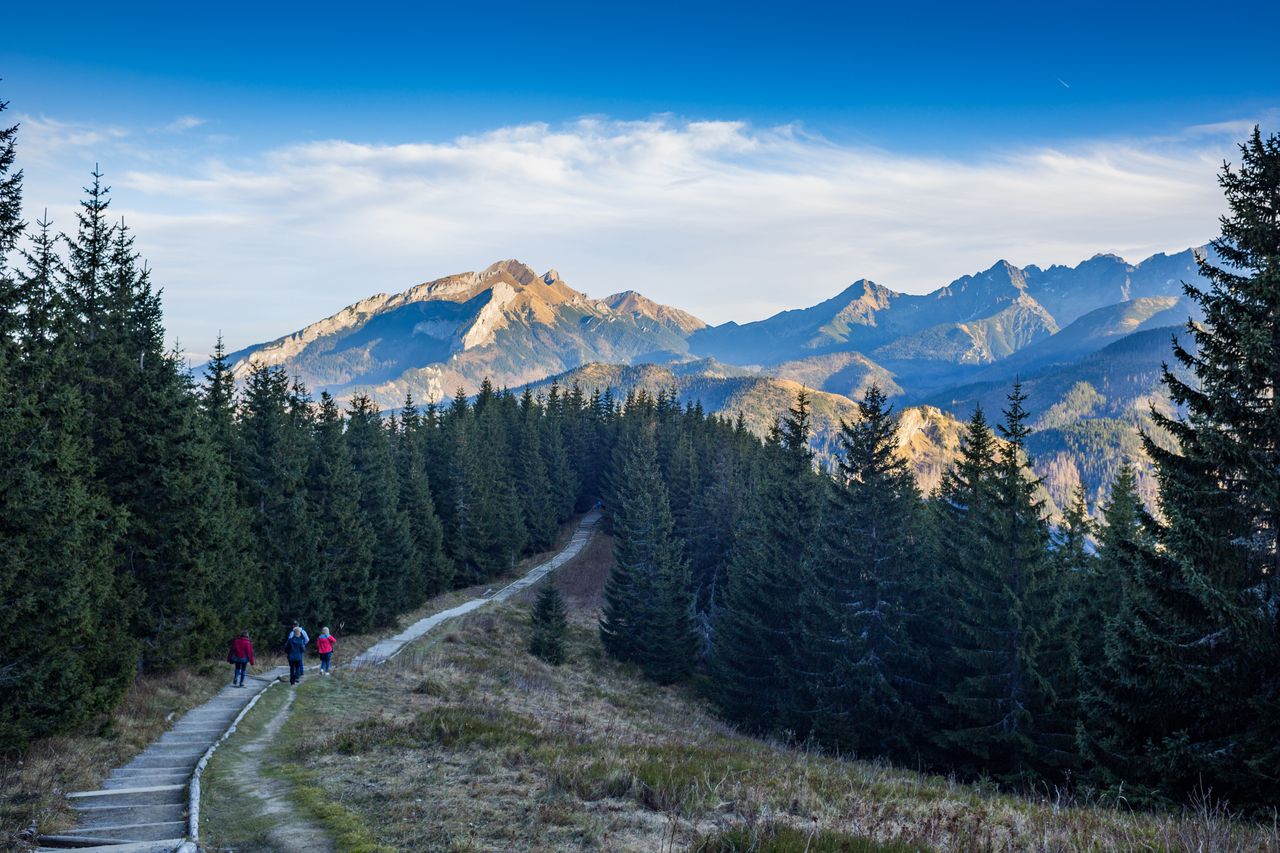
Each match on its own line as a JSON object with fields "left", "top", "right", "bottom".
{"left": 3, "top": 1, "right": 1278, "bottom": 355}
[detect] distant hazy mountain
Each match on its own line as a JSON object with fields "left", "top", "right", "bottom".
{"left": 225, "top": 247, "right": 1210, "bottom": 510}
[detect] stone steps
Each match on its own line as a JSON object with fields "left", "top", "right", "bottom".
{"left": 37, "top": 839, "right": 184, "bottom": 852}
{"left": 37, "top": 670, "right": 286, "bottom": 850}
{"left": 73, "top": 803, "right": 185, "bottom": 828}
{"left": 62, "top": 820, "right": 187, "bottom": 842}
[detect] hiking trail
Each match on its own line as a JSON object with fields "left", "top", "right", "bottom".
{"left": 35, "top": 509, "right": 601, "bottom": 852}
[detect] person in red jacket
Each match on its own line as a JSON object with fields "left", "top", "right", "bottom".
{"left": 227, "top": 631, "right": 255, "bottom": 687}
{"left": 315, "top": 627, "right": 336, "bottom": 676}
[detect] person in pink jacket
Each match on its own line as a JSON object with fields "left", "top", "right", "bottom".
{"left": 315, "top": 627, "right": 336, "bottom": 675}
{"left": 227, "top": 632, "right": 255, "bottom": 687}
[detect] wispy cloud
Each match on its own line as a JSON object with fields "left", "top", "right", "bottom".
{"left": 16, "top": 114, "right": 1252, "bottom": 355}
{"left": 164, "top": 115, "right": 206, "bottom": 133}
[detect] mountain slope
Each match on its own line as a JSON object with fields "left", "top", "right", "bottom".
{"left": 688, "top": 250, "right": 1208, "bottom": 369}
{"left": 226, "top": 260, "right": 705, "bottom": 409}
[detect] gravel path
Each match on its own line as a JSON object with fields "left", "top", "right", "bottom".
{"left": 352, "top": 508, "right": 601, "bottom": 666}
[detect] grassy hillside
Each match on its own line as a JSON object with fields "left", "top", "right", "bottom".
{"left": 244, "top": 537, "right": 1279, "bottom": 852}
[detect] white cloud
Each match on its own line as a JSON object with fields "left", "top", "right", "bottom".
{"left": 164, "top": 115, "right": 206, "bottom": 133}
{"left": 15, "top": 114, "right": 1248, "bottom": 357}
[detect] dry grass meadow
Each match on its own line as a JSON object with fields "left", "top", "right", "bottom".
{"left": 248, "top": 532, "right": 1280, "bottom": 852}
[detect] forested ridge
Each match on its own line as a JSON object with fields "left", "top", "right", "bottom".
{"left": 3, "top": 91, "right": 1279, "bottom": 818}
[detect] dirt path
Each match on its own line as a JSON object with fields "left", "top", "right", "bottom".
{"left": 217, "top": 689, "right": 334, "bottom": 853}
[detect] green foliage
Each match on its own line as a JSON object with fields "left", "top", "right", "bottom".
{"left": 1114, "top": 128, "right": 1280, "bottom": 806}
{"left": 707, "top": 391, "right": 821, "bottom": 732}
{"left": 347, "top": 393, "right": 418, "bottom": 626}
{"left": 529, "top": 583, "right": 568, "bottom": 665}
{"left": 932, "top": 384, "right": 1075, "bottom": 782}
{"left": 600, "top": 428, "right": 698, "bottom": 684}
{"left": 798, "top": 385, "right": 928, "bottom": 758}
{"left": 308, "top": 393, "right": 375, "bottom": 632}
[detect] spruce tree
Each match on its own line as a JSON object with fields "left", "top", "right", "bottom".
{"left": 1138, "top": 128, "right": 1280, "bottom": 805}
{"left": 600, "top": 429, "right": 697, "bottom": 683}
{"left": 707, "top": 391, "right": 821, "bottom": 733}
{"left": 396, "top": 395, "right": 453, "bottom": 599}
{"left": 688, "top": 443, "right": 741, "bottom": 620}
{"left": 515, "top": 388, "right": 558, "bottom": 550}
{"left": 542, "top": 383, "right": 580, "bottom": 521}
{"left": 1052, "top": 485, "right": 1095, "bottom": 733}
{"left": 308, "top": 393, "right": 376, "bottom": 631}
{"left": 239, "top": 363, "right": 318, "bottom": 627}
{"left": 798, "top": 385, "right": 927, "bottom": 759}
{"left": 935, "top": 385, "right": 1074, "bottom": 782}
{"left": 347, "top": 393, "right": 418, "bottom": 626}
{"left": 529, "top": 582, "right": 568, "bottom": 665}
{"left": 60, "top": 208, "right": 239, "bottom": 668}
{"left": 0, "top": 99, "right": 132, "bottom": 743}
{"left": 1074, "top": 463, "right": 1202, "bottom": 801}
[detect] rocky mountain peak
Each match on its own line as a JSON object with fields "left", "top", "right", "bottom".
{"left": 481, "top": 259, "right": 539, "bottom": 285}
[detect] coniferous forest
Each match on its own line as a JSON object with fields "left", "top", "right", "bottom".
{"left": 3, "top": 87, "right": 1280, "bottom": 818}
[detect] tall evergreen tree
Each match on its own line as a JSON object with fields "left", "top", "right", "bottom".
{"left": 396, "top": 394, "right": 453, "bottom": 600}
{"left": 798, "top": 386, "right": 927, "bottom": 759}
{"left": 239, "top": 364, "right": 317, "bottom": 628}
{"left": 600, "top": 429, "right": 697, "bottom": 683}
{"left": 1136, "top": 128, "right": 1280, "bottom": 804}
{"left": 308, "top": 393, "right": 376, "bottom": 631}
{"left": 934, "top": 385, "right": 1074, "bottom": 782}
{"left": 707, "top": 391, "right": 821, "bottom": 733}
{"left": 1075, "top": 463, "right": 1203, "bottom": 801}
{"left": 515, "top": 388, "right": 558, "bottom": 550}
{"left": 347, "top": 393, "right": 418, "bottom": 626}
{"left": 0, "top": 99, "right": 132, "bottom": 744}
{"left": 541, "top": 383, "right": 580, "bottom": 521}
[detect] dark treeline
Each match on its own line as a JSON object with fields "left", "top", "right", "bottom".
{"left": 600, "top": 131, "right": 1280, "bottom": 812}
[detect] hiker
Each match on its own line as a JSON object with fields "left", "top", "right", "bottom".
{"left": 227, "top": 631, "right": 255, "bottom": 688}
{"left": 292, "top": 619, "right": 310, "bottom": 645}
{"left": 285, "top": 626, "right": 307, "bottom": 685}
{"left": 316, "top": 627, "right": 336, "bottom": 675}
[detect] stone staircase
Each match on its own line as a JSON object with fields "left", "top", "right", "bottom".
{"left": 36, "top": 669, "right": 284, "bottom": 852}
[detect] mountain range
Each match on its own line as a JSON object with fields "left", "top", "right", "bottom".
{"left": 224, "top": 249, "right": 1211, "bottom": 512}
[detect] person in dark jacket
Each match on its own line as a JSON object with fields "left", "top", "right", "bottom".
{"left": 285, "top": 626, "right": 307, "bottom": 685}
{"left": 227, "top": 632, "right": 255, "bottom": 687}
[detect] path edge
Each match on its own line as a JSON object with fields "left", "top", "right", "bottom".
{"left": 179, "top": 675, "right": 281, "bottom": 851}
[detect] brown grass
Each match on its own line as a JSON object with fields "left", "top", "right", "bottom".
{"left": 263, "top": 534, "right": 1280, "bottom": 852}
